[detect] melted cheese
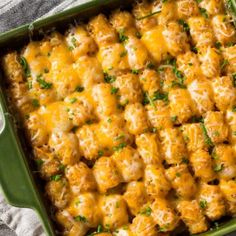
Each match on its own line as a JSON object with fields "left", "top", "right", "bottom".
{"left": 141, "top": 25, "right": 168, "bottom": 63}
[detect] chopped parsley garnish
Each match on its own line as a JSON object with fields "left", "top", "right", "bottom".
{"left": 172, "top": 66, "right": 186, "bottom": 88}
{"left": 131, "top": 69, "right": 140, "bottom": 74}
{"left": 136, "top": 10, "right": 161, "bottom": 20}
{"left": 107, "top": 118, "right": 112, "bottom": 123}
{"left": 19, "top": 56, "right": 31, "bottom": 77}
{"left": 114, "top": 134, "right": 125, "bottom": 141}
{"left": 44, "top": 68, "right": 49, "bottom": 73}
{"left": 118, "top": 29, "right": 128, "bottom": 43}
{"left": 27, "top": 80, "right": 33, "bottom": 90}
{"left": 115, "top": 201, "right": 120, "bottom": 208}
{"left": 215, "top": 41, "right": 222, "bottom": 49}
{"left": 178, "top": 19, "right": 190, "bottom": 33}
{"left": 152, "top": 91, "right": 169, "bottom": 103}
{"left": 196, "top": 0, "right": 203, "bottom": 3}
{"left": 113, "top": 142, "right": 127, "bottom": 152}
{"left": 36, "top": 75, "right": 52, "bottom": 89}
{"left": 50, "top": 174, "right": 62, "bottom": 181}
{"left": 233, "top": 131, "right": 236, "bottom": 136}
{"left": 111, "top": 87, "right": 119, "bottom": 94}
{"left": 75, "top": 86, "right": 84, "bottom": 92}
{"left": 120, "top": 51, "right": 127, "bottom": 57}
{"left": 143, "top": 92, "right": 157, "bottom": 110}
{"left": 220, "top": 59, "right": 229, "bottom": 70}
{"left": 176, "top": 172, "right": 181, "bottom": 177}
{"left": 181, "top": 157, "right": 189, "bottom": 164}
{"left": 199, "top": 199, "right": 207, "bottom": 209}
{"left": 191, "top": 46, "right": 198, "bottom": 53}
{"left": 171, "top": 116, "right": 177, "bottom": 122}
{"left": 59, "top": 164, "right": 66, "bottom": 171}
{"left": 35, "top": 159, "right": 44, "bottom": 167}
{"left": 135, "top": 31, "right": 142, "bottom": 39}
{"left": 71, "top": 37, "right": 77, "bottom": 48}
{"left": 214, "top": 164, "right": 224, "bottom": 172}
{"left": 140, "top": 206, "right": 152, "bottom": 216}
{"left": 158, "top": 224, "right": 170, "bottom": 232}
{"left": 199, "top": 8, "right": 209, "bottom": 18}
{"left": 69, "top": 97, "right": 77, "bottom": 104}
{"left": 104, "top": 72, "right": 116, "bottom": 83}
{"left": 200, "top": 122, "right": 214, "bottom": 147}
{"left": 32, "top": 99, "right": 40, "bottom": 108}
{"left": 146, "top": 62, "right": 156, "bottom": 69}
{"left": 74, "top": 215, "right": 87, "bottom": 223}
{"left": 98, "top": 150, "right": 104, "bottom": 157}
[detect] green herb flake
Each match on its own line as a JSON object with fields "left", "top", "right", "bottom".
{"left": 178, "top": 19, "right": 190, "bottom": 33}
{"left": 220, "top": 59, "right": 229, "bottom": 70}
{"left": 104, "top": 72, "right": 116, "bottom": 83}
{"left": 146, "top": 62, "right": 156, "bottom": 69}
{"left": 32, "top": 99, "right": 40, "bottom": 108}
{"left": 200, "top": 122, "right": 214, "bottom": 147}
{"left": 176, "top": 172, "right": 181, "bottom": 177}
{"left": 35, "top": 159, "right": 44, "bottom": 168}
{"left": 71, "top": 37, "right": 77, "bottom": 48}
{"left": 135, "top": 31, "right": 142, "bottom": 39}
{"left": 27, "top": 80, "right": 33, "bottom": 90}
{"left": 136, "top": 10, "right": 161, "bottom": 21}
{"left": 50, "top": 174, "right": 62, "bottom": 181}
{"left": 152, "top": 91, "right": 169, "bottom": 103}
{"left": 74, "top": 215, "right": 87, "bottom": 223}
{"left": 19, "top": 56, "right": 31, "bottom": 77}
{"left": 211, "top": 152, "right": 219, "bottom": 160}
{"left": 140, "top": 206, "right": 152, "bottom": 216}
{"left": 191, "top": 46, "right": 198, "bottom": 53}
{"left": 98, "top": 150, "right": 104, "bottom": 157}
{"left": 120, "top": 51, "right": 127, "bottom": 57}
{"left": 214, "top": 164, "right": 224, "bottom": 172}
{"left": 59, "top": 164, "right": 66, "bottom": 172}
{"left": 111, "top": 87, "right": 119, "bottom": 94}
{"left": 114, "top": 134, "right": 125, "bottom": 141}
{"left": 44, "top": 68, "right": 49, "bottom": 73}
{"left": 36, "top": 75, "right": 52, "bottom": 89}
{"left": 118, "top": 29, "right": 128, "bottom": 43}
{"left": 113, "top": 142, "right": 127, "bottom": 152}
{"left": 171, "top": 116, "right": 177, "bottom": 122}
{"left": 233, "top": 131, "right": 236, "bottom": 136}
{"left": 181, "top": 157, "right": 189, "bottom": 164}
{"left": 107, "top": 118, "right": 112, "bottom": 123}
{"left": 115, "top": 201, "right": 120, "bottom": 208}
{"left": 215, "top": 41, "right": 222, "bottom": 49}
{"left": 131, "top": 69, "right": 140, "bottom": 75}
{"left": 199, "top": 8, "right": 209, "bottom": 18}
{"left": 213, "top": 131, "right": 220, "bottom": 137}
{"left": 75, "top": 86, "right": 84, "bottom": 92}
{"left": 199, "top": 199, "right": 207, "bottom": 209}
{"left": 70, "top": 98, "right": 77, "bottom": 104}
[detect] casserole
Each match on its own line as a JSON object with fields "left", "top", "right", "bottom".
{"left": 0, "top": 0, "right": 236, "bottom": 235}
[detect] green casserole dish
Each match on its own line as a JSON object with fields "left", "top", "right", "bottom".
{"left": 0, "top": 0, "right": 236, "bottom": 235}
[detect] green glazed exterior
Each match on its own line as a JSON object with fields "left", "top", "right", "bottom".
{"left": 0, "top": 1, "right": 236, "bottom": 235}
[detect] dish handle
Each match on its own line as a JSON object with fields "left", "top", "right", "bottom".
{"left": 0, "top": 90, "right": 55, "bottom": 236}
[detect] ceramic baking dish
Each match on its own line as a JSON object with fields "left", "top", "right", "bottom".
{"left": 0, "top": 0, "right": 236, "bottom": 235}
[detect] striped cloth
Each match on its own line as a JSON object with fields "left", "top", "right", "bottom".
{"left": 0, "top": 1, "right": 88, "bottom": 235}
